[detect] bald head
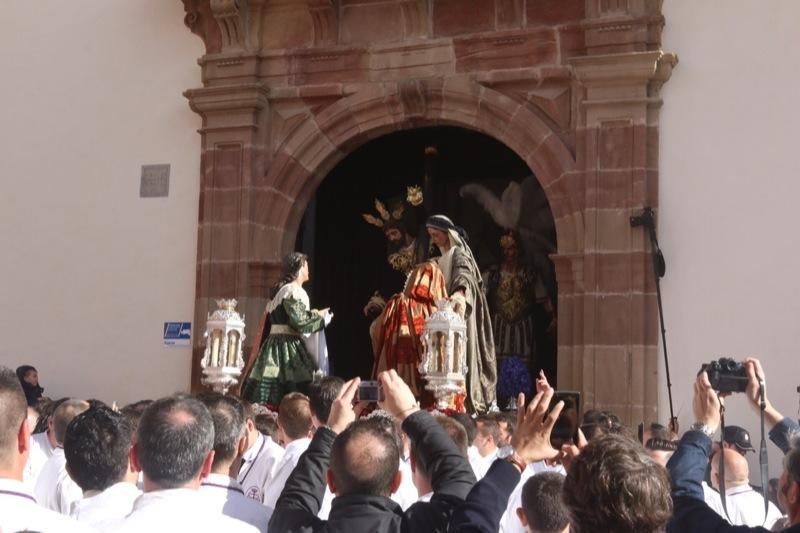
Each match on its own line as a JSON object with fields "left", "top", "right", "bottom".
{"left": 330, "top": 419, "right": 400, "bottom": 497}
{"left": 711, "top": 448, "right": 750, "bottom": 489}
{"left": 0, "top": 367, "right": 27, "bottom": 469}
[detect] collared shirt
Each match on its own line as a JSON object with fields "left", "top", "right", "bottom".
{"left": 417, "top": 491, "right": 433, "bottom": 503}
{"left": 25, "top": 430, "right": 55, "bottom": 487}
{"left": 200, "top": 473, "right": 272, "bottom": 533}
{"left": 393, "top": 456, "right": 418, "bottom": 510}
{"left": 706, "top": 484, "right": 783, "bottom": 529}
{"left": 34, "top": 447, "right": 83, "bottom": 514}
{"left": 469, "top": 449, "right": 498, "bottom": 480}
{"left": 499, "top": 460, "right": 566, "bottom": 533}
{"left": 102, "top": 487, "right": 259, "bottom": 533}
{"left": 238, "top": 433, "right": 284, "bottom": 504}
{"left": 70, "top": 481, "right": 141, "bottom": 527}
{"left": 0, "top": 478, "right": 94, "bottom": 533}
{"left": 262, "top": 437, "right": 311, "bottom": 509}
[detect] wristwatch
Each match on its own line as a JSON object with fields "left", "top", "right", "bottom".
{"left": 689, "top": 422, "right": 716, "bottom": 437}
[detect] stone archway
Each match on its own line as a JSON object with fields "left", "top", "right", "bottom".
{"left": 181, "top": 0, "right": 676, "bottom": 424}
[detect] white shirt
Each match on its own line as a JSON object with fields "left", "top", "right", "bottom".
{"left": 25, "top": 431, "right": 55, "bottom": 487}
{"left": 0, "top": 478, "right": 95, "bottom": 533}
{"left": 706, "top": 484, "right": 783, "bottom": 529}
{"left": 70, "top": 481, "right": 141, "bottom": 527}
{"left": 499, "top": 461, "right": 566, "bottom": 533}
{"left": 34, "top": 447, "right": 83, "bottom": 514}
{"left": 262, "top": 437, "right": 311, "bottom": 509}
{"left": 470, "top": 449, "right": 498, "bottom": 480}
{"left": 238, "top": 433, "right": 284, "bottom": 504}
{"left": 200, "top": 473, "right": 272, "bottom": 533}
{"left": 102, "top": 487, "right": 259, "bottom": 533}
{"left": 418, "top": 491, "right": 433, "bottom": 503}
{"left": 392, "top": 456, "right": 418, "bottom": 510}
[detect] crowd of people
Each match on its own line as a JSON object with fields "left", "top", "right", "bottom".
{"left": 1, "top": 357, "right": 798, "bottom": 532}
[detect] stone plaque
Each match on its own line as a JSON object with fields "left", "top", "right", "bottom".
{"left": 140, "top": 164, "right": 170, "bottom": 198}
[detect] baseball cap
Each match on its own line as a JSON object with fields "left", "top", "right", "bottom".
{"left": 722, "top": 425, "right": 755, "bottom": 452}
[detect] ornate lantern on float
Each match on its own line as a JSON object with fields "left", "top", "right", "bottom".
{"left": 201, "top": 299, "right": 246, "bottom": 394}
{"left": 419, "top": 299, "right": 468, "bottom": 411}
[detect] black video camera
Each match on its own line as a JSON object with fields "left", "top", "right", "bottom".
{"left": 701, "top": 358, "right": 748, "bottom": 393}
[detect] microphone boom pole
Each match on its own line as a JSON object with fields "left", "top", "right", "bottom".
{"left": 630, "top": 207, "right": 676, "bottom": 431}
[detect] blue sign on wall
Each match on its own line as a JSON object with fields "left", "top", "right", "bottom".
{"left": 163, "top": 322, "right": 191, "bottom": 346}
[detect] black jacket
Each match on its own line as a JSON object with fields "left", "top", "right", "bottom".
{"left": 667, "top": 417, "right": 800, "bottom": 533}
{"left": 269, "top": 410, "right": 477, "bottom": 533}
{"left": 449, "top": 458, "right": 521, "bottom": 532}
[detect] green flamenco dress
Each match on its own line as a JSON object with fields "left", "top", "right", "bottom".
{"left": 242, "top": 294, "right": 325, "bottom": 406}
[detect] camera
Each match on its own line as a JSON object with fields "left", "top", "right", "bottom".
{"left": 356, "top": 380, "right": 384, "bottom": 402}
{"left": 701, "top": 358, "right": 748, "bottom": 393}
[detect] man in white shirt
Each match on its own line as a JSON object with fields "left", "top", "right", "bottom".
{"left": 515, "top": 472, "right": 569, "bottom": 533}
{"left": 499, "top": 460, "right": 567, "bottom": 533}
{"left": 707, "top": 448, "right": 783, "bottom": 528}
{"left": 0, "top": 366, "right": 94, "bottom": 532}
{"left": 309, "top": 376, "right": 344, "bottom": 519}
{"left": 238, "top": 403, "right": 285, "bottom": 503}
{"left": 471, "top": 415, "right": 501, "bottom": 480}
{"left": 262, "top": 392, "right": 313, "bottom": 509}
{"left": 106, "top": 395, "right": 258, "bottom": 533}
{"left": 65, "top": 406, "right": 141, "bottom": 526}
{"left": 199, "top": 393, "right": 272, "bottom": 532}
{"left": 25, "top": 418, "right": 56, "bottom": 487}
{"left": 34, "top": 398, "right": 89, "bottom": 513}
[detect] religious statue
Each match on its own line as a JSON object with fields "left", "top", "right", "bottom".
{"left": 363, "top": 186, "right": 446, "bottom": 397}
{"left": 483, "top": 232, "right": 555, "bottom": 364}
{"left": 240, "top": 252, "right": 332, "bottom": 405}
{"left": 425, "top": 214, "right": 497, "bottom": 413}
{"left": 461, "top": 178, "right": 557, "bottom": 391}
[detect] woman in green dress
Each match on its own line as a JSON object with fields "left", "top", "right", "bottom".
{"left": 242, "top": 252, "right": 332, "bottom": 405}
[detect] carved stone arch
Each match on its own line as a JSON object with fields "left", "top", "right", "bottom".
{"left": 258, "top": 80, "right": 579, "bottom": 261}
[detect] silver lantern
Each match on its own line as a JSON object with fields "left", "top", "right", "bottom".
{"left": 419, "top": 298, "right": 468, "bottom": 410}
{"left": 201, "top": 299, "right": 246, "bottom": 394}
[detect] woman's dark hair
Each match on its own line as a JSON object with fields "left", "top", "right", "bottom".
{"left": 270, "top": 252, "right": 308, "bottom": 298}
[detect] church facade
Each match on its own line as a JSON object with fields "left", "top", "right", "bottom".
{"left": 181, "top": 0, "right": 674, "bottom": 423}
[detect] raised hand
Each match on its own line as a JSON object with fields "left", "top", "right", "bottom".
{"left": 510, "top": 388, "right": 564, "bottom": 465}
{"left": 327, "top": 377, "right": 360, "bottom": 434}
{"left": 377, "top": 370, "right": 419, "bottom": 421}
{"left": 692, "top": 371, "right": 722, "bottom": 433}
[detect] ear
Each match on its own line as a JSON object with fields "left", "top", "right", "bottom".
{"left": 128, "top": 446, "right": 140, "bottom": 474}
{"left": 515, "top": 507, "right": 529, "bottom": 528}
{"left": 389, "top": 469, "right": 402, "bottom": 495}
{"left": 237, "top": 434, "right": 248, "bottom": 458}
{"left": 199, "top": 450, "right": 215, "bottom": 480}
{"left": 789, "top": 479, "right": 799, "bottom": 505}
{"left": 326, "top": 469, "right": 337, "bottom": 494}
{"left": 17, "top": 416, "right": 30, "bottom": 459}
{"left": 130, "top": 444, "right": 142, "bottom": 473}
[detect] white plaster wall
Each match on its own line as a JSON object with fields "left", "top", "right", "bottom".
{"left": 660, "top": 1, "right": 800, "bottom": 479}
{"left": 0, "top": 1, "right": 204, "bottom": 405}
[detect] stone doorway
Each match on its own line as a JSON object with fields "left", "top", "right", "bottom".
{"left": 181, "top": 0, "right": 676, "bottom": 425}
{"left": 295, "top": 125, "right": 558, "bottom": 389}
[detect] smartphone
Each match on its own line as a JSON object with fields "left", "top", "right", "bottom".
{"left": 356, "top": 380, "right": 384, "bottom": 402}
{"left": 549, "top": 390, "right": 581, "bottom": 448}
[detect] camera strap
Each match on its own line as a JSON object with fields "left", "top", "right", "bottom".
{"left": 758, "top": 379, "right": 770, "bottom": 524}
{"left": 717, "top": 402, "right": 732, "bottom": 522}
{"left": 716, "top": 385, "right": 770, "bottom": 526}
